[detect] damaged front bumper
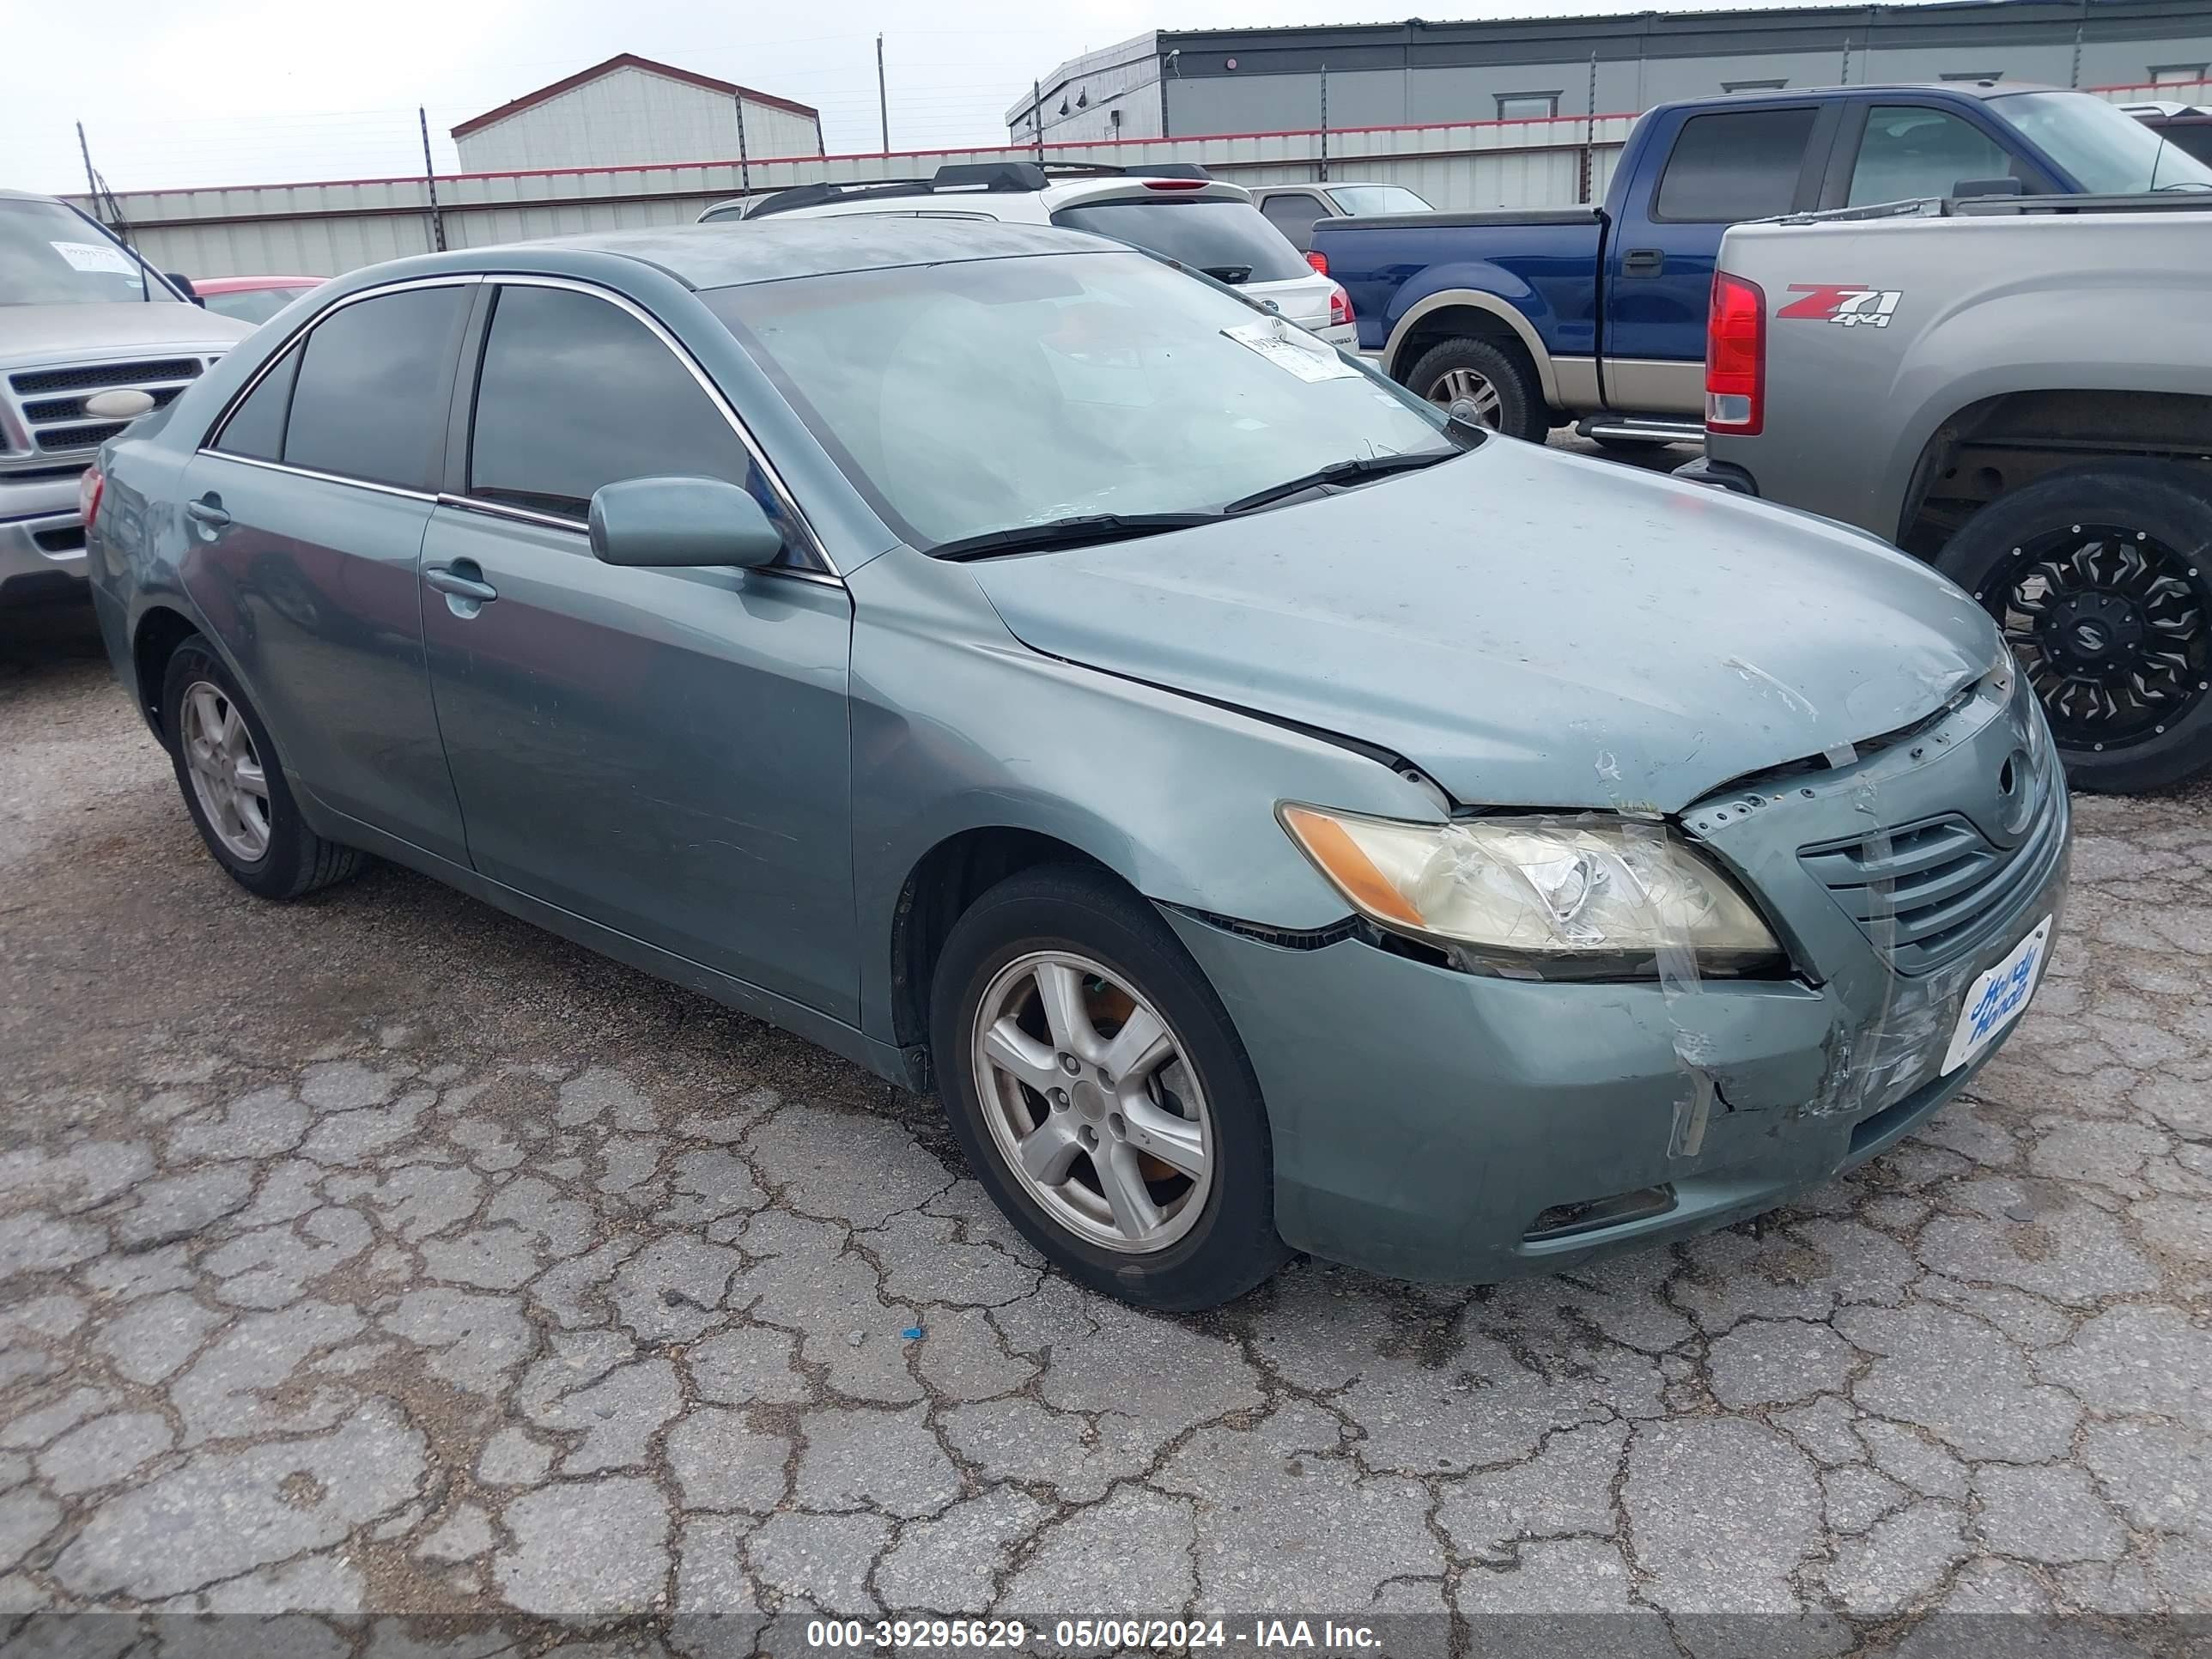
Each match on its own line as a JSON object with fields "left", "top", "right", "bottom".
{"left": 1162, "top": 666, "right": 2070, "bottom": 1285}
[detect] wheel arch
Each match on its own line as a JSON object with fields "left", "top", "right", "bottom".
{"left": 1897, "top": 387, "right": 2212, "bottom": 556}
{"left": 1381, "top": 289, "right": 1561, "bottom": 406}
{"left": 886, "top": 824, "right": 1133, "bottom": 1078}
{"left": 131, "top": 602, "right": 209, "bottom": 742}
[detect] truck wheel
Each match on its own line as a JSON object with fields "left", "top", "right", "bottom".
{"left": 1936, "top": 459, "right": 2212, "bottom": 793}
{"left": 1405, "top": 338, "right": 1549, "bottom": 444}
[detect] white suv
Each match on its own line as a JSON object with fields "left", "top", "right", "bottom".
{"left": 699, "top": 162, "right": 1354, "bottom": 346}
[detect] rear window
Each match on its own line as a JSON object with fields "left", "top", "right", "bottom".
{"left": 1049, "top": 198, "right": 1310, "bottom": 284}
{"left": 1654, "top": 107, "right": 1819, "bottom": 221}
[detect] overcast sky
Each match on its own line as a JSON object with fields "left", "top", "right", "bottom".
{"left": 13, "top": 0, "right": 1832, "bottom": 196}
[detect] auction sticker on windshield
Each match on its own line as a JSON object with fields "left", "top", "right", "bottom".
{"left": 50, "top": 240, "right": 137, "bottom": 276}
{"left": 1222, "top": 321, "right": 1360, "bottom": 382}
{"left": 1941, "top": 915, "right": 2051, "bottom": 1074}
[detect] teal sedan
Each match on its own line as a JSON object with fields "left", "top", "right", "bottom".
{"left": 83, "top": 218, "right": 2067, "bottom": 1310}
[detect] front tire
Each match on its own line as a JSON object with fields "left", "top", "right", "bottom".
{"left": 1936, "top": 459, "right": 2212, "bottom": 793}
{"left": 161, "top": 638, "right": 365, "bottom": 898}
{"left": 929, "top": 865, "right": 1288, "bottom": 1310}
{"left": 1405, "top": 337, "right": 1550, "bottom": 444}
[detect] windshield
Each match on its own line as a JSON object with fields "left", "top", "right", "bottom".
{"left": 0, "top": 198, "right": 175, "bottom": 306}
{"left": 706, "top": 249, "right": 1455, "bottom": 552}
{"left": 1327, "top": 185, "right": 1433, "bottom": 215}
{"left": 1990, "top": 90, "right": 2212, "bottom": 191}
{"left": 1048, "top": 198, "right": 1313, "bottom": 283}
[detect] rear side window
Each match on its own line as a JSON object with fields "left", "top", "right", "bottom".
{"left": 467, "top": 283, "right": 756, "bottom": 523}
{"left": 214, "top": 344, "right": 300, "bottom": 463}
{"left": 283, "top": 286, "right": 467, "bottom": 490}
{"left": 1654, "top": 108, "right": 1819, "bottom": 221}
{"left": 1259, "top": 191, "right": 1326, "bottom": 251}
{"left": 1049, "top": 198, "right": 1311, "bottom": 283}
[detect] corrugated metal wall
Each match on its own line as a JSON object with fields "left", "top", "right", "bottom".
{"left": 453, "top": 69, "right": 823, "bottom": 172}
{"left": 64, "top": 77, "right": 2204, "bottom": 281}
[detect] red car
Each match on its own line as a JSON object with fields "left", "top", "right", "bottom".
{"left": 187, "top": 275, "right": 326, "bottom": 325}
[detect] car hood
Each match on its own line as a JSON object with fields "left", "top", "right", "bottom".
{"left": 967, "top": 439, "right": 2001, "bottom": 812}
{"left": 0, "top": 302, "right": 252, "bottom": 367}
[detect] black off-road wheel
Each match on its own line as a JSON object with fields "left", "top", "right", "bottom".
{"left": 1936, "top": 459, "right": 2212, "bottom": 793}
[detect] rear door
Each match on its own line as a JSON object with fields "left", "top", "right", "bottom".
{"left": 1601, "top": 101, "right": 1838, "bottom": 411}
{"left": 416, "top": 277, "right": 859, "bottom": 1020}
{"left": 182, "top": 278, "right": 474, "bottom": 860}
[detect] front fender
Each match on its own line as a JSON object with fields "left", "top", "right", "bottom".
{"left": 845, "top": 548, "right": 1446, "bottom": 1047}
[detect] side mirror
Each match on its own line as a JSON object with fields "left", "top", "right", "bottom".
{"left": 587, "top": 477, "right": 785, "bottom": 569}
{"left": 1953, "top": 177, "right": 2025, "bottom": 198}
{"left": 166, "top": 272, "right": 204, "bottom": 304}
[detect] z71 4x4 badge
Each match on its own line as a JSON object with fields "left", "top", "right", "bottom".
{"left": 1778, "top": 283, "right": 1904, "bottom": 327}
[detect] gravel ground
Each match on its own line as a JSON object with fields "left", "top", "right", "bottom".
{"left": 2, "top": 594, "right": 2209, "bottom": 1654}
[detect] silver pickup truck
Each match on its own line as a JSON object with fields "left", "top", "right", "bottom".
{"left": 1686, "top": 193, "right": 2212, "bottom": 793}
{"left": 2, "top": 190, "right": 249, "bottom": 609}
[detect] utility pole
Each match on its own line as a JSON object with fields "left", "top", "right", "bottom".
{"left": 734, "top": 93, "right": 750, "bottom": 194}
{"left": 418, "top": 107, "right": 447, "bottom": 252}
{"left": 2070, "top": 0, "right": 2087, "bottom": 86}
{"left": 1317, "top": 64, "right": 1329, "bottom": 183}
{"left": 876, "top": 34, "right": 890, "bottom": 154}
{"left": 76, "top": 123, "right": 104, "bottom": 227}
{"left": 1033, "top": 79, "right": 1046, "bottom": 158}
{"left": 1582, "top": 51, "right": 1598, "bottom": 204}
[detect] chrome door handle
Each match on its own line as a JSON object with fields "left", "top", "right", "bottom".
{"left": 423, "top": 565, "right": 498, "bottom": 604}
{"left": 185, "top": 497, "right": 230, "bottom": 527}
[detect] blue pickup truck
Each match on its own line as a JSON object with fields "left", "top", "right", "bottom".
{"left": 1312, "top": 82, "right": 2209, "bottom": 446}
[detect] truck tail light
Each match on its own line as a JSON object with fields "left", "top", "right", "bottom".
{"left": 1705, "top": 270, "right": 1765, "bottom": 435}
{"left": 1306, "top": 250, "right": 1329, "bottom": 275}
{"left": 77, "top": 463, "right": 105, "bottom": 532}
{"left": 1328, "top": 283, "right": 1354, "bottom": 327}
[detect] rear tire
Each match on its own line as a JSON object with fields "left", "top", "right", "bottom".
{"left": 1405, "top": 337, "right": 1549, "bottom": 444}
{"left": 161, "top": 639, "right": 366, "bottom": 898}
{"left": 929, "top": 864, "right": 1289, "bottom": 1311}
{"left": 1936, "top": 459, "right": 2212, "bottom": 793}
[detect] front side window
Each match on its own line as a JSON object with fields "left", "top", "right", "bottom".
{"left": 1653, "top": 107, "right": 1817, "bottom": 221}
{"left": 1990, "top": 89, "right": 2212, "bottom": 191}
{"left": 283, "top": 285, "right": 468, "bottom": 490}
{"left": 1048, "top": 198, "right": 1311, "bottom": 284}
{"left": 0, "top": 198, "right": 177, "bottom": 307}
{"left": 707, "top": 249, "right": 1455, "bottom": 551}
{"left": 468, "top": 283, "right": 761, "bottom": 525}
{"left": 1848, "top": 106, "right": 2020, "bottom": 204}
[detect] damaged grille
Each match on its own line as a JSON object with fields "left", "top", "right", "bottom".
{"left": 1800, "top": 783, "right": 2065, "bottom": 975}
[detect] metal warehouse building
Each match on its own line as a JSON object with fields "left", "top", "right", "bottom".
{"left": 451, "top": 53, "right": 823, "bottom": 172}
{"left": 1007, "top": 0, "right": 2212, "bottom": 142}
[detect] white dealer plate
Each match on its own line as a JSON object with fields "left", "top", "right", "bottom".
{"left": 1940, "top": 915, "right": 2052, "bottom": 1076}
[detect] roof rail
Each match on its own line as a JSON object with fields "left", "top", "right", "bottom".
{"left": 738, "top": 177, "right": 938, "bottom": 219}
{"left": 732, "top": 158, "right": 1218, "bottom": 222}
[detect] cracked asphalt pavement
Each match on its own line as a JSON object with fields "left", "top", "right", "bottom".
{"left": 3, "top": 610, "right": 2211, "bottom": 1652}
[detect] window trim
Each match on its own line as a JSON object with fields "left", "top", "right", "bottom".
{"left": 1494, "top": 91, "right": 1562, "bottom": 121}
{"left": 451, "top": 275, "right": 837, "bottom": 580}
{"left": 202, "top": 274, "right": 483, "bottom": 478}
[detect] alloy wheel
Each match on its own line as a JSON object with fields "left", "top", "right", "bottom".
{"left": 969, "top": 950, "right": 1213, "bottom": 1255}
{"left": 1425, "top": 367, "right": 1502, "bottom": 428}
{"left": 179, "top": 679, "right": 271, "bottom": 861}
{"left": 1975, "top": 524, "right": 2210, "bottom": 753}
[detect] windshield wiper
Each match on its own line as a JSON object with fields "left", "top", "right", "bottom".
{"left": 1224, "top": 448, "right": 1462, "bottom": 515}
{"left": 930, "top": 512, "right": 1227, "bottom": 562}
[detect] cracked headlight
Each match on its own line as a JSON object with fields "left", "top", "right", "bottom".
{"left": 1279, "top": 805, "right": 1784, "bottom": 978}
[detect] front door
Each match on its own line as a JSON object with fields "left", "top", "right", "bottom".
{"left": 182, "top": 281, "right": 474, "bottom": 860}
{"left": 417, "top": 279, "right": 859, "bottom": 1021}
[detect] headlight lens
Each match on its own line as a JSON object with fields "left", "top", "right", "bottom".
{"left": 1279, "top": 805, "right": 1784, "bottom": 977}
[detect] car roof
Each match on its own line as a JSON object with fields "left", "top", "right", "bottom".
{"left": 1650, "top": 79, "right": 2061, "bottom": 117}
{"left": 192, "top": 275, "right": 325, "bottom": 291}
{"left": 495, "top": 215, "right": 1124, "bottom": 290}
